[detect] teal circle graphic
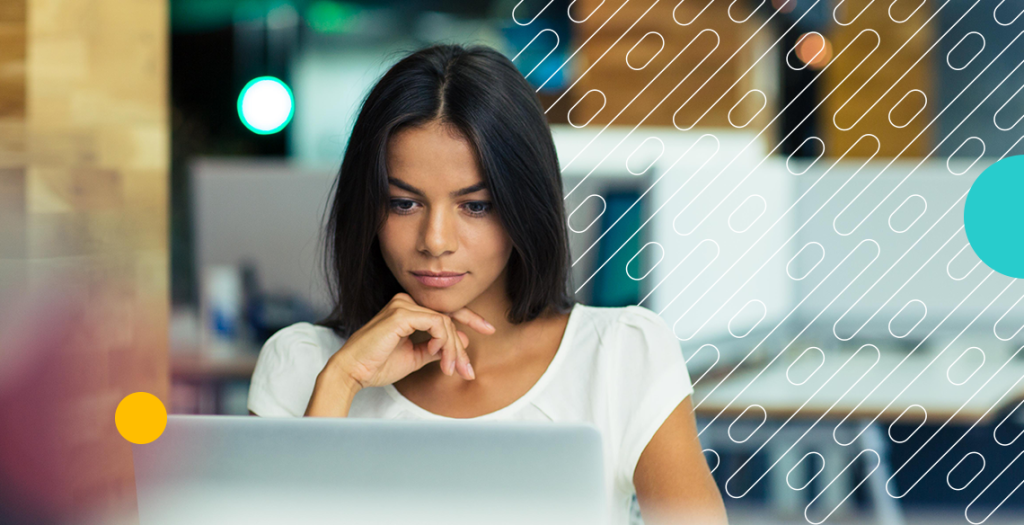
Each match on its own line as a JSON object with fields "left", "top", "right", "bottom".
{"left": 964, "top": 155, "right": 1024, "bottom": 279}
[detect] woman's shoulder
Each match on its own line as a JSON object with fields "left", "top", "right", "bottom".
{"left": 615, "top": 305, "right": 676, "bottom": 339}
{"left": 260, "top": 321, "right": 348, "bottom": 362}
{"left": 248, "top": 322, "right": 348, "bottom": 418}
{"left": 537, "top": 303, "right": 689, "bottom": 428}
{"left": 571, "top": 303, "right": 672, "bottom": 347}
{"left": 264, "top": 321, "right": 344, "bottom": 345}
{"left": 570, "top": 304, "right": 686, "bottom": 384}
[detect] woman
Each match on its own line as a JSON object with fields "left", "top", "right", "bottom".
{"left": 247, "top": 43, "right": 727, "bottom": 525}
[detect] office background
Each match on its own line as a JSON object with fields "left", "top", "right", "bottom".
{"left": 3, "top": 0, "right": 1024, "bottom": 524}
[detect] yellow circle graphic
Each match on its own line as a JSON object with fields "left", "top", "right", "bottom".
{"left": 115, "top": 392, "right": 167, "bottom": 444}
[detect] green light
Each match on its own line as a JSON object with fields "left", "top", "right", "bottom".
{"left": 237, "top": 76, "right": 294, "bottom": 135}
{"left": 306, "top": 1, "right": 360, "bottom": 34}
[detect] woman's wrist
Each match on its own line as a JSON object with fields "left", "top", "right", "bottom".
{"left": 304, "top": 358, "right": 362, "bottom": 417}
{"left": 327, "top": 354, "right": 365, "bottom": 392}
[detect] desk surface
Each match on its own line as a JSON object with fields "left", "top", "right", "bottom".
{"left": 692, "top": 346, "right": 1024, "bottom": 424}
{"left": 169, "top": 344, "right": 1024, "bottom": 425}
{"left": 171, "top": 352, "right": 258, "bottom": 381}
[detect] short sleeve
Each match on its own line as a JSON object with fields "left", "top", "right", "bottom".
{"left": 247, "top": 323, "right": 332, "bottom": 417}
{"left": 609, "top": 305, "right": 694, "bottom": 490}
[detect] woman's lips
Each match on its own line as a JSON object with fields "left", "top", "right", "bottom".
{"left": 411, "top": 273, "right": 465, "bottom": 288}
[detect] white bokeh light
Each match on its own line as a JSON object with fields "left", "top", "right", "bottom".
{"left": 237, "top": 77, "right": 294, "bottom": 134}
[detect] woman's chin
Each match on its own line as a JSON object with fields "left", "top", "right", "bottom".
{"left": 409, "top": 290, "right": 462, "bottom": 313}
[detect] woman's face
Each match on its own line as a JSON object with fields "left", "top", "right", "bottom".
{"left": 378, "top": 119, "right": 514, "bottom": 314}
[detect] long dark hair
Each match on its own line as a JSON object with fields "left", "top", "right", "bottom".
{"left": 315, "top": 43, "right": 576, "bottom": 339}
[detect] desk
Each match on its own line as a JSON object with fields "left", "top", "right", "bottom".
{"left": 692, "top": 346, "right": 1024, "bottom": 525}
{"left": 171, "top": 352, "right": 258, "bottom": 414}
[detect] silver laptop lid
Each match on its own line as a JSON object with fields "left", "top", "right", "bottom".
{"left": 133, "top": 415, "right": 607, "bottom": 525}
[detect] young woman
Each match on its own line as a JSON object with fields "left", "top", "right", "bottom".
{"left": 247, "top": 43, "right": 727, "bottom": 525}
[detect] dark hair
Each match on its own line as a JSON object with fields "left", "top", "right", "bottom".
{"left": 315, "top": 43, "right": 576, "bottom": 339}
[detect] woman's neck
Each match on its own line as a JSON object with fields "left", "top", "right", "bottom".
{"left": 453, "top": 287, "right": 559, "bottom": 373}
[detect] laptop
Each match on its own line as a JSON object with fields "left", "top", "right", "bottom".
{"left": 132, "top": 415, "right": 607, "bottom": 525}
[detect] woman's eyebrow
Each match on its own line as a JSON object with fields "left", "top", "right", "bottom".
{"left": 387, "top": 177, "right": 488, "bottom": 197}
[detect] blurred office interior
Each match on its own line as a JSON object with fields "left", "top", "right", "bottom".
{"left": 3, "top": 0, "right": 1024, "bottom": 524}
{"left": 166, "top": 1, "right": 1024, "bottom": 524}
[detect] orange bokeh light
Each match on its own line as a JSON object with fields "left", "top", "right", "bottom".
{"left": 795, "top": 33, "right": 832, "bottom": 69}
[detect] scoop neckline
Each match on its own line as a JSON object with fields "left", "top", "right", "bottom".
{"left": 383, "top": 302, "right": 583, "bottom": 420}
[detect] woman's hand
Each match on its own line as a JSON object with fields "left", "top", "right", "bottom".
{"left": 306, "top": 292, "right": 494, "bottom": 417}
{"left": 328, "top": 292, "right": 494, "bottom": 390}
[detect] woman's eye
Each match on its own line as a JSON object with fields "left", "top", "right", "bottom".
{"left": 464, "top": 201, "right": 492, "bottom": 216}
{"left": 389, "top": 199, "right": 417, "bottom": 214}
{"left": 389, "top": 199, "right": 491, "bottom": 217}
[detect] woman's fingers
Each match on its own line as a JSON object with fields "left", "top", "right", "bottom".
{"left": 449, "top": 307, "right": 495, "bottom": 335}
{"left": 389, "top": 296, "right": 477, "bottom": 380}
{"left": 395, "top": 308, "right": 448, "bottom": 358}
{"left": 412, "top": 339, "right": 442, "bottom": 370}
{"left": 393, "top": 309, "right": 462, "bottom": 378}
{"left": 456, "top": 332, "right": 474, "bottom": 380}
{"left": 413, "top": 311, "right": 464, "bottom": 379}
{"left": 441, "top": 315, "right": 459, "bottom": 377}
{"left": 441, "top": 314, "right": 475, "bottom": 380}
{"left": 394, "top": 294, "right": 491, "bottom": 336}
{"left": 448, "top": 318, "right": 473, "bottom": 380}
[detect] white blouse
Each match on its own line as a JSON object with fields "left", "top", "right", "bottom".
{"left": 247, "top": 302, "right": 694, "bottom": 525}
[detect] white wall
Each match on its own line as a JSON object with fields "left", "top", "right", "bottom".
{"left": 788, "top": 156, "right": 1022, "bottom": 358}
{"left": 191, "top": 158, "right": 338, "bottom": 316}
{"left": 553, "top": 125, "right": 1024, "bottom": 368}
{"left": 553, "top": 125, "right": 796, "bottom": 358}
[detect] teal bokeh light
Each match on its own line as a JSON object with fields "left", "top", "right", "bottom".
{"left": 964, "top": 155, "right": 1024, "bottom": 279}
{"left": 237, "top": 76, "right": 294, "bottom": 135}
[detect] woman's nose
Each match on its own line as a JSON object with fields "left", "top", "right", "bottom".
{"left": 420, "top": 208, "right": 458, "bottom": 256}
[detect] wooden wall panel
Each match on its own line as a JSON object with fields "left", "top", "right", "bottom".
{"left": 821, "top": 0, "right": 935, "bottom": 158}
{"left": 560, "top": 0, "right": 774, "bottom": 131}
{"left": 0, "top": 0, "right": 26, "bottom": 270}
{"left": 0, "top": 0, "right": 168, "bottom": 522}
{"left": 0, "top": 0, "right": 26, "bottom": 168}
